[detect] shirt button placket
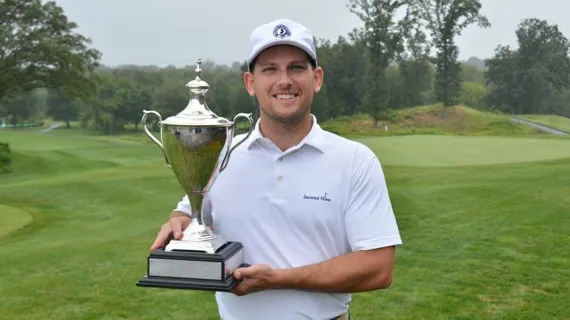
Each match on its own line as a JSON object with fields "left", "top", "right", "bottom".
{"left": 274, "top": 156, "right": 284, "bottom": 199}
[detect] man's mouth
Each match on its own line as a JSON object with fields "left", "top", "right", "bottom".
{"left": 273, "top": 93, "right": 298, "bottom": 100}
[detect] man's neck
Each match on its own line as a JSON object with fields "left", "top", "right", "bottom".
{"left": 258, "top": 113, "right": 313, "bottom": 152}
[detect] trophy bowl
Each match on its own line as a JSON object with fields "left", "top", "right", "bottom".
{"left": 136, "top": 59, "right": 254, "bottom": 292}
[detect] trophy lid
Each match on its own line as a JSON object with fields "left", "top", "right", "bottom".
{"left": 160, "top": 58, "right": 233, "bottom": 127}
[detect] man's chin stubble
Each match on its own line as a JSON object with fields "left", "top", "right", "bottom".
{"left": 267, "top": 108, "right": 309, "bottom": 125}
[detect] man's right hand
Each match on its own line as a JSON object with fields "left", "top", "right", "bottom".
{"left": 149, "top": 212, "right": 191, "bottom": 251}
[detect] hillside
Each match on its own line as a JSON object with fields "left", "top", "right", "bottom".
{"left": 320, "top": 104, "right": 547, "bottom": 137}
{"left": 3, "top": 104, "right": 562, "bottom": 140}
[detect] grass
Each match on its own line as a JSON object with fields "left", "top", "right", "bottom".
{"left": 321, "top": 104, "right": 546, "bottom": 137}
{"left": 1, "top": 122, "right": 569, "bottom": 319}
{"left": 518, "top": 114, "right": 570, "bottom": 133}
{"left": 0, "top": 205, "right": 33, "bottom": 237}
{"left": 358, "top": 135, "right": 570, "bottom": 167}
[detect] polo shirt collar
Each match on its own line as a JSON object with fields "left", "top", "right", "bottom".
{"left": 243, "top": 114, "right": 326, "bottom": 153}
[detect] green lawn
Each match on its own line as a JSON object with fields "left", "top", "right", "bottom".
{"left": 0, "top": 205, "right": 33, "bottom": 237}
{"left": 519, "top": 114, "right": 570, "bottom": 133}
{"left": 1, "top": 129, "right": 569, "bottom": 320}
{"left": 357, "top": 135, "right": 570, "bottom": 167}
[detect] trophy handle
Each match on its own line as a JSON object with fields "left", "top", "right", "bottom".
{"left": 219, "top": 112, "right": 254, "bottom": 172}
{"left": 142, "top": 109, "right": 170, "bottom": 167}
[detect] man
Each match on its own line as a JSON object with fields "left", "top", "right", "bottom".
{"left": 150, "top": 18, "right": 402, "bottom": 320}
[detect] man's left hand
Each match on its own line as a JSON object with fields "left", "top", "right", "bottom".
{"left": 232, "top": 264, "right": 277, "bottom": 296}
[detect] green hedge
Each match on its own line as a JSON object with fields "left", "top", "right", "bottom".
{"left": 0, "top": 142, "right": 11, "bottom": 173}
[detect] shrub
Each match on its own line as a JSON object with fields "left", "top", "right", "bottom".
{"left": 0, "top": 143, "right": 12, "bottom": 173}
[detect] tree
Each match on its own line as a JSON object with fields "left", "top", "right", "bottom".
{"left": 315, "top": 32, "right": 367, "bottom": 118}
{"left": 0, "top": 90, "right": 39, "bottom": 124}
{"left": 46, "top": 88, "right": 79, "bottom": 128}
{"left": 407, "top": 0, "right": 490, "bottom": 118}
{"left": 484, "top": 18, "right": 570, "bottom": 115}
{"left": 0, "top": 0, "right": 101, "bottom": 103}
{"left": 397, "top": 24, "right": 434, "bottom": 106}
{"left": 348, "top": 0, "right": 414, "bottom": 126}
{"left": 459, "top": 81, "right": 487, "bottom": 109}
{"left": 482, "top": 46, "right": 521, "bottom": 114}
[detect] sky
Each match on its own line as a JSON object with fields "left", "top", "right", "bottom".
{"left": 53, "top": 0, "right": 570, "bottom": 68}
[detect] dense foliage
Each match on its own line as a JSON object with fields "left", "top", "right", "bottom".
{"left": 0, "top": 0, "right": 100, "bottom": 104}
{"left": 1, "top": 0, "right": 569, "bottom": 135}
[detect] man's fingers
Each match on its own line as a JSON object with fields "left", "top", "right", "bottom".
{"left": 234, "top": 265, "right": 256, "bottom": 280}
{"left": 170, "top": 219, "right": 183, "bottom": 240}
{"left": 149, "top": 232, "right": 167, "bottom": 251}
{"left": 149, "top": 224, "right": 171, "bottom": 251}
{"left": 231, "top": 281, "right": 247, "bottom": 296}
{"left": 149, "top": 215, "right": 190, "bottom": 251}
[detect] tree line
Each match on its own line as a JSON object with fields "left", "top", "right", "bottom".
{"left": 2, "top": 0, "right": 570, "bottom": 135}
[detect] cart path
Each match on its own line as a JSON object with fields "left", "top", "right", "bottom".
{"left": 510, "top": 118, "right": 568, "bottom": 135}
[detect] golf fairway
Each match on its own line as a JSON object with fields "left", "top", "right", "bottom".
{"left": 355, "top": 135, "right": 570, "bottom": 167}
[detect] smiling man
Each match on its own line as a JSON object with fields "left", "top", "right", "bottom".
{"left": 151, "top": 18, "right": 403, "bottom": 320}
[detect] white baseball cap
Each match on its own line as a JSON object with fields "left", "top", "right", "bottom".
{"left": 247, "top": 18, "right": 317, "bottom": 71}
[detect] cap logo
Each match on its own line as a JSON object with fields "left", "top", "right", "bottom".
{"left": 273, "top": 24, "right": 291, "bottom": 38}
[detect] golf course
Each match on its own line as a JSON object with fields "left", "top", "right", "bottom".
{"left": 4, "top": 0, "right": 570, "bottom": 318}
{"left": 1, "top": 114, "right": 569, "bottom": 320}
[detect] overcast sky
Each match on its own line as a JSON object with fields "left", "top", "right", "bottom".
{"left": 53, "top": 0, "right": 569, "bottom": 68}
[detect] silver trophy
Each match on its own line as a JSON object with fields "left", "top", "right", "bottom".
{"left": 137, "top": 59, "right": 254, "bottom": 292}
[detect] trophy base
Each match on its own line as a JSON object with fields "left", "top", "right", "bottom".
{"left": 137, "top": 241, "right": 246, "bottom": 292}
{"left": 137, "top": 272, "right": 242, "bottom": 292}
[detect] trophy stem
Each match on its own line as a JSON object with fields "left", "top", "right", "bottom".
{"left": 183, "top": 220, "right": 215, "bottom": 241}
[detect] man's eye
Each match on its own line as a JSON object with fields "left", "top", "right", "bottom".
{"left": 263, "top": 67, "right": 276, "bottom": 72}
{"left": 290, "top": 65, "right": 305, "bottom": 70}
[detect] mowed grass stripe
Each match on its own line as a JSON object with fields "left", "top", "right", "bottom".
{"left": 0, "top": 130, "right": 168, "bottom": 186}
{"left": 0, "top": 153, "right": 170, "bottom": 188}
{"left": 1, "top": 130, "right": 119, "bottom": 151}
{"left": 0, "top": 130, "right": 569, "bottom": 319}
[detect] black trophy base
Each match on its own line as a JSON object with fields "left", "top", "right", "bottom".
{"left": 137, "top": 274, "right": 240, "bottom": 292}
{"left": 137, "top": 241, "right": 246, "bottom": 292}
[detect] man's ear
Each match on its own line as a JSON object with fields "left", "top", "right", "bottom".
{"left": 313, "top": 66, "right": 324, "bottom": 93}
{"left": 243, "top": 72, "right": 256, "bottom": 97}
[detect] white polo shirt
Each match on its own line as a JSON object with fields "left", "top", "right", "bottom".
{"left": 174, "top": 115, "right": 402, "bottom": 320}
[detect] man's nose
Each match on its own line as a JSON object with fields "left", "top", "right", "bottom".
{"left": 277, "top": 71, "right": 293, "bottom": 87}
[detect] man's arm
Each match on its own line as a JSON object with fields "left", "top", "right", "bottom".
{"left": 278, "top": 150, "right": 401, "bottom": 292}
{"left": 270, "top": 246, "right": 395, "bottom": 293}
{"left": 173, "top": 194, "right": 192, "bottom": 217}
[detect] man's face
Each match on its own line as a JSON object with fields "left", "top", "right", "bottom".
{"left": 244, "top": 45, "right": 324, "bottom": 124}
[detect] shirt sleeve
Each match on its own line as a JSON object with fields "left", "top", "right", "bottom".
{"left": 174, "top": 194, "right": 193, "bottom": 217}
{"left": 344, "top": 147, "right": 402, "bottom": 252}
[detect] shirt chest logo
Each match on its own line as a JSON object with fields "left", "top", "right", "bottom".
{"left": 303, "top": 192, "right": 331, "bottom": 202}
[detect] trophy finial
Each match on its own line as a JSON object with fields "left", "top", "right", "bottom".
{"left": 158, "top": 55, "right": 234, "bottom": 127}
{"left": 186, "top": 58, "right": 209, "bottom": 93}
{"left": 195, "top": 58, "right": 202, "bottom": 79}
